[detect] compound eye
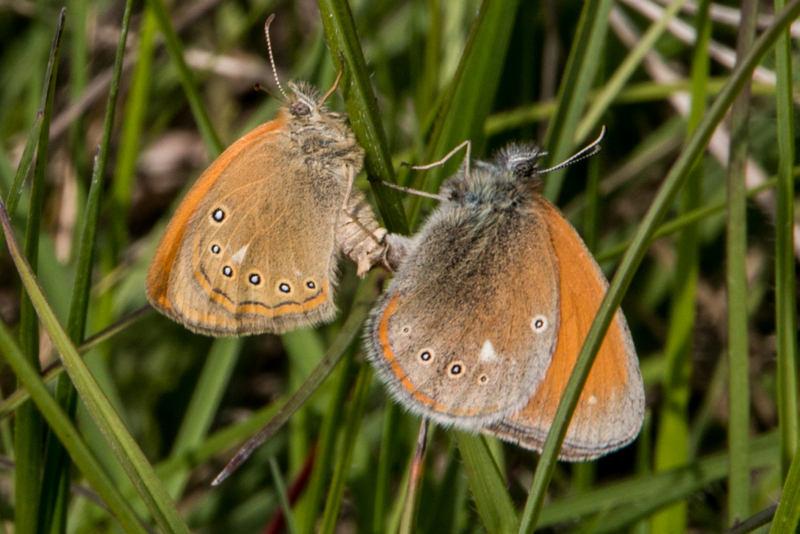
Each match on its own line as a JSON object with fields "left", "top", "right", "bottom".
{"left": 293, "top": 102, "right": 311, "bottom": 116}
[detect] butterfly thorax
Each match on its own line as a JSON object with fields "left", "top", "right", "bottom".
{"left": 441, "top": 167, "right": 531, "bottom": 218}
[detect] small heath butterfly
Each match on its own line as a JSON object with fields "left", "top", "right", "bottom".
{"left": 146, "top": 16, "right": 386, "bottom": 336}
{"left": 366, "top": 136, "right": 644, "bottom": 460}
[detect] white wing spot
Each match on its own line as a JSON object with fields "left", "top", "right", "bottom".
{"left": 588, "top": 395, "right": 598, "bottom": 406}
{"left": 479, "top": 340, "right": 497, "bottom": 362}
{"left": 531, "top": 315, "right": 548, "bottom": 333}
{"left": 230, "top": 245, "right": 249, "bottom": 265}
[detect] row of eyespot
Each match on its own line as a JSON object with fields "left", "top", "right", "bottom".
{"left": 209, "top": 207, "right": 320, "bottom": 293}
{"left": 415, "top": 349, "right": 490, "bottom": 384}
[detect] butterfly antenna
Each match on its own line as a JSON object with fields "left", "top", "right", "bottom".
{"left": 538, "top": 125, "right": 606, "bottom": 174}
{"left": 402, "top": 140, "right": 472, "bottom": 180}
{"left": 318, "top": 52, "right": 345, "bottom": 111}
{"left": 264, "top": 14, "right": 288, "bottom": 101}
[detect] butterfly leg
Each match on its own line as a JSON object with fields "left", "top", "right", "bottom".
{"left": 338, "top": 166, "right": 389, "bottom": 276}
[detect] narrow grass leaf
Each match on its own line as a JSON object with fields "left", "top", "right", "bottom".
{"left": 212, "top": 274, "right": 379, "bottom": 485}
{"left": 652, "top": 3, "right": 710, "bottom": 533}
{"left": 0, "top": 199, "right": 190, "bottom": 533}
{"left": 39, "top": 3, "right": 134, "bottom": 531}
{"left": 519, "top": 2, "right": 800, "bottom": 530}
{"left": 146, "top": 0, "right": 223, "bottom": 157}
{"left": 269, "top": 456, "right": 300, "bottom": 534}
{"left": 539, "top": 432, "right": 778, "bottom": 530}
{"left": 769, "top": 443, "right": 800, "bottom": 532}
{"left": 456, "top": 433, "right": 518, "bottom": 534}
{"left": 725, "top": 0, "right": 758, "bottom": 524}
{"left": 316, "top": 0, "right": 409, "bottom": 234}
{"left": 575, "top": 0, "right": 690, "bottom": 145}
{"left": 0, "top": 321, "right": 150, "bottom": 534}
{"left": 541, "top": 0, "right": 613, "bottom": 201}
{"left": 772, "top": 0, "right": 799, "bottom": 481}
{"left": 407, "top": 0, "right": 520, "bottom": 226}
{"left": 165, "top": 338, "right": 242, "bottom": 498}
{"left": 318, "top": 363, "right": 372, "bottom": 534}
{"left": 16, "top": 11, "right": 66, "bottom": 533}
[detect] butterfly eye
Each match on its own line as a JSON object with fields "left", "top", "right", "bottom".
{"left": 417, "top": 348, "right": 434, "bottom": 365}
{"left": 211, "top": 208, "right": 226, "bottom": 223}
{"left": 448, "top": 361, "right": 465, "bottom": 377}
{"left": 210, "top": 244, "right": 221, "bottom": 255}
{"left": 531, "top": 316, "right": 549, "bottom": 333}
{"left": 293, "top": 101, "right": 311, "bottom": 116}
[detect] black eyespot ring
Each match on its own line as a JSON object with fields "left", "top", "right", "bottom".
{"left": 479, "top": 374, "right": 489, "bottom": 384}
{"left": 279, "top": 282, "right": 291, "bottom": 293}
{"left": 222, "top": 265, "right": 233, "bottom": 277}
{"left": 403, "top": 326, "right": 410, "bottom": 334}
{"left": 532, "top": 315, "right": 548, "bottom": 332}
{"left": 293, "top": 102, "right": 311, "bottom": 116}
{"left": 449, "top": 362, "right": 464, "bottom": 376}
{"left": 210, "top": 244, "right": 221, "bottom": 254}
{"left": 306, "top": 280, "right": 316, "bottom": 289}
{"left": 211, "top": 208, "right": 225, "bottom": 222}
{"left": 249, "top": 273, "right": 261, "bottom": 285}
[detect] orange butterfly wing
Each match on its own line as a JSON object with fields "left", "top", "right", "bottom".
{"left": 487, "top": 198, "right": 644, "bottom": 460}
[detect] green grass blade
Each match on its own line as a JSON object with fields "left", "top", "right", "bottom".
{"left": 769, "top": 445, "right": 800, "bottom": 532}
{"left": 0, "top": 110, "right": 42, "bottom": 257}
{"left": 772, "top": 0, "right": 799, "bottom": 482}
{"left": 318, "top": 363, "right": 372, "bottom": 534}
{"left": 518, "top": 2, "right": 800, "bottom": 530}
{"left": 538, "top": 432, "right": 778, "bottom": 530}
{"left": 112, "top": 5, "right": 156, "bottom": 248}
{"left": 0, "top": 321, "right": 150, "bottom": 534}
{"left": 316, "top": 0, "right": 409, "bottom": 234}
{"left": 38, "top": 2, "right": 134, "bottom": 531}
{"left": 296, "top": 349, "right": 355, "bottom": 534}
{"left": 651, "top": 2, "right": 710, "bottom": 533}
{"left": 457, "top": 433, "right": 518, "bottom": 534}
{"left": 541, "top": 0, "right": 613, "bottom": 201}
{"left": 15, "top": 11, "right": 66, "bottom": 533}
{"left": 575, "top": 0, "right": 690, "bottom": 145}
{"left": 373, "top": 402, "right": 400, "bottom": 533}
{"left": 0, "top": 200, "right": 189, "bottom": 533}
{"left": 269, "top": 456, "right": 300, "bottom": 534}
{"left": 725, "top": 0, "right": 758, "bottom": 524}
{"left": 165, "top": 338, "right": 242, "bottom": 498}
{"left": 408, "top": 0, "right": 520, "bottom": 225}
{"left": 146, "top": 0, "right": 223, "bottom": 157}
{"left": 211, "top": 275, "right": 378, "bottom": 486}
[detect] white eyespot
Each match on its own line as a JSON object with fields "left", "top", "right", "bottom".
{"left": 531, "top": 315, "right": 548, "bottom": 333}
{"left": 210, "top": 243, "right": 221, "bottom": 255}
{"left": 479, "top": 340, "right": 497, "bottom": 362}
{"left": 587, "top": 395, "right": 598, "bottom": 406}
{"left": 304, "top": 279, "right": 317, "bottom": 290}
{"left": 417, "top": 348, "right": 434, "bottom": 365}
{"left": 230, "top": 245, "right": 249, "bottom": 264}
{"left": 277, "top": 281, "right": 292, "bottom": 294}
{"left": 222, "top": 265, "right": 234, "bottom": 278}
{"left": 248, "top": 272, "right": 262, "bottom": 286}
{"left": 211, "top": 208, "right": 225, "bottom": 223}
{"left": 448, "top": 361, "right": 465, "bottom": 378}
